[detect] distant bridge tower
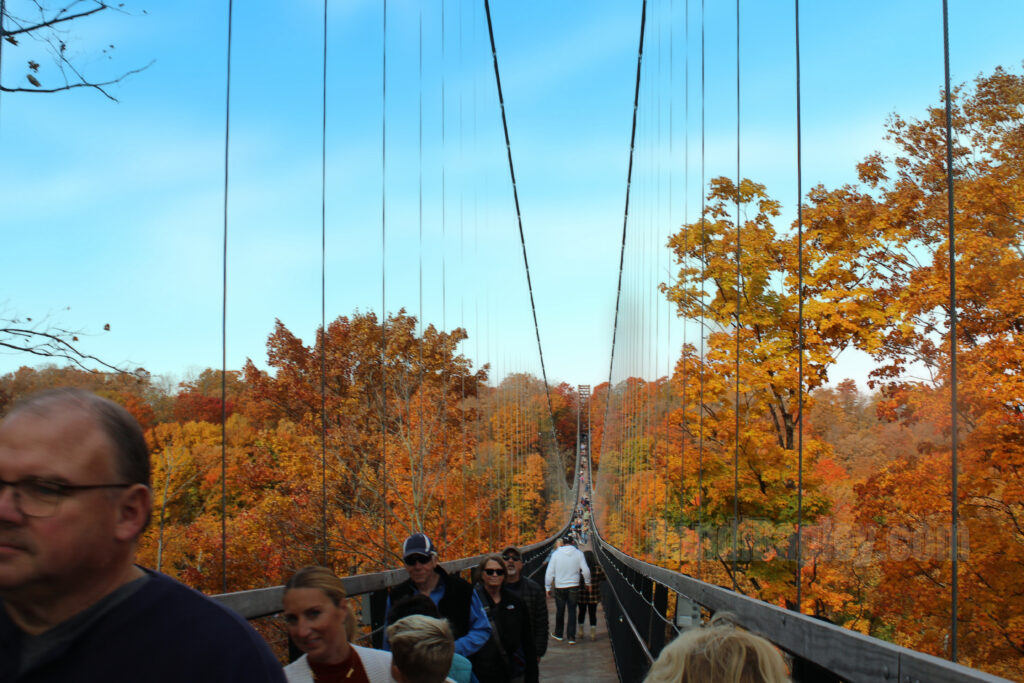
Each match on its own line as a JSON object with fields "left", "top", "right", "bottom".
{"left": 577, "top": 384, "right": 591, "bottom": 464}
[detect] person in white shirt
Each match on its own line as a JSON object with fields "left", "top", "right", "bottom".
{"left": 543, "top": 536, "right": 591, "bottom": 644}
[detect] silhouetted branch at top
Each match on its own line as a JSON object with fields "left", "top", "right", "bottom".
{"left": 0, "top": 1, "right": 152, "bottom": 102}
{"left": 1, "top": 310, "right": 138, "bottom": 376}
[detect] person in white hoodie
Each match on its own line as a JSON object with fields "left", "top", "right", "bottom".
{"left": 544, "top": 536, "right": 591, "bottom": 644}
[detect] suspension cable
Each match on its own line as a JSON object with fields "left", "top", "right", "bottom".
{"left": 482, "top": 0, "right": 560, "bottom": 456}
{"left": 604, "top": 0, "right": 648, "bottom": 509}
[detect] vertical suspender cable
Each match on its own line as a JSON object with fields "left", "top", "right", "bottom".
{"left": 680, "top": 0, "right": 690, "bottom": 569}
{"left": 417, "top": 8, "right": 425, "bottom": 534}
{"left": 672, "top": 0, "right": 683, "bottom": 564}
{"left": 380, "top": 0, "right": 388, "bottom": 559}
{"left": 794, "top": 0, "right": 804, "bottom": 613}
{"left": 320, "top": 0, "right": 329, "bottom": 566}
{"left": 653, "top": 12, "right": 662, "bottom": 553}
{"left": 941, "top": 0, "right": 959, "bottom": 661}
{"left": 482, "top": 0, "right": 561, "bottom": 461}
{"left": 440, "top": 0, "right": 449, "bottom": 540}
{"left": 442, "top": 0, "right": 448, "bottom": 335}
{"left": 731, "top": 0, "right": 741, "bottom": 592}
{"left": 219, "top": 0, "right": 234, "bottom": 595}
{"left": 697, "top": 0, "right": 705, "bottom": 583}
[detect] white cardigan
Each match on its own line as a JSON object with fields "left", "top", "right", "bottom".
{"left": 283, "top": 644, "right": 397, "bottom": 683}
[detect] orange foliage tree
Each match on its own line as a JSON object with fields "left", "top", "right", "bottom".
{"left": 801, "top": 67, "right": 1024, "bottom": 677}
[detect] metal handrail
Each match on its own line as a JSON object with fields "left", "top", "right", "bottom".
{"left": 210, "top": 531, "right": 566, "bottom": 620}
{"left": 591, "top": 531, "right": 1013, "bottom": 683}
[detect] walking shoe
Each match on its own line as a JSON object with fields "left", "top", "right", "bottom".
{"left": 589, "top": 627, "right": 596, "bottom": 641}
{"left": 568, "top": 639, "right": 576, "bottom": 645}
{"left": 551, "top": 634, "right": 563, "bottom": 641}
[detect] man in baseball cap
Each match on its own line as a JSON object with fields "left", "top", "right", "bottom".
{"left": 501, "top": 545, "right": 548, "bottom": 660}
{"left": 383, "top": 533, "right": 490, "bottom": 661}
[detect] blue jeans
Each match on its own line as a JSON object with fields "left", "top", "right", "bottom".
{"left": 553, "top": 587, "right": 579, "bottom": 640}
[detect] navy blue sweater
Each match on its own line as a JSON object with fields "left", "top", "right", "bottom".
{"left": 0, "top": 570, "right": 286, "bottom": 683}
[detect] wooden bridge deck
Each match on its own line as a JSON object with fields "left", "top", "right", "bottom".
{"left": 538, "top": 592, "right": 618, "bottom": 682}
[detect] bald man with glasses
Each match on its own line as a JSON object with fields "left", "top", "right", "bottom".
{"left": 0, "top": 389, "right": 285, "bottom": 683}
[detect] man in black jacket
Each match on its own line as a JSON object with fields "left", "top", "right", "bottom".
{"left": 501, "top": 545, "right": 548, "bottom": 660}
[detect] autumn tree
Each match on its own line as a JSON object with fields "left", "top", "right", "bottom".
{"left": 608, "top": 176, "right": 836, "bottom": 604}
{"left": 471, "top": 372, "right": 569, "bottom": 543}
{"left": 801, "top": 66, "right": 1024, "bottom": 678}
{"left": 240, "top": 310, "right": 505, "bottom": 571}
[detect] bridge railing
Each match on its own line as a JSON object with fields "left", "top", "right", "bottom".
{"left": 591, "top": 530, "right": 1013, "bottom": 683}
{"left": 210, "top": 533, "right": 562, "bottom": 651}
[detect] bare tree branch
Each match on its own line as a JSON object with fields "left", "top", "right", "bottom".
{"left": 1, "top": 0, "right": 150, "bottom": 101}
{"left": 0, "top": 60, "right": 152, "bottom": 101}
{"left": 2, "top": 1, "right": 108, "bottom": 38}
{"left": 0, "top": 311, "right": 140, "bottom": 376}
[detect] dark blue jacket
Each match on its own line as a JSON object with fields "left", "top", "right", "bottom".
{"left": 0, "top": 569, "right": 286, "bottom": 683}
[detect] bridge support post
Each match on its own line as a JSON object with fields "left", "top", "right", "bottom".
{"left": 369, "top": 589, "right": 388, "bottom": 649}
{"left": 640, "top": 576, "right": 653, "bottom": 646}
{"left": 650, "top": 582, "right": 669, "bottom": 657}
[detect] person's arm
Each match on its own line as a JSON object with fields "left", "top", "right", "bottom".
{"left": 519, "top": 601, "right": 539, "bottom": 683}
{"left": 380, "top": 595, "right": 393, "bottom": 651}
{"left": 579, "top": 553, "right": 592, "bottom": 586}
{"left": 530, "top": 584, "right": 548, "bottom": 657}
{"left": 455, "top": 591, "right": 492, "bottom": 657}
{"left": 544, "top": 555, "right": 555, "bottom": 593}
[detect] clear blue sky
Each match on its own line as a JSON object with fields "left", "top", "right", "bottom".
{"left": 2, "top": 1, "right": 1022, "bottom": 391}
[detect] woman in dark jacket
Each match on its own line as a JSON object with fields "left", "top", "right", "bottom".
{"left": 577, "top": 549, "right": 604, "bottom": 641}
{"left": 472, "top": 554, "right": 539, "bottom": 683}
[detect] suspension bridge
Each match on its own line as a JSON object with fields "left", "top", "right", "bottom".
{"left": 3, "top": 0, "right": 1023, "bottom": 681}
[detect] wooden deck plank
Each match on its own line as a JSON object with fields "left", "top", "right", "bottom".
{"left": 539, "top": 593, "right": 618, "bottom": 682}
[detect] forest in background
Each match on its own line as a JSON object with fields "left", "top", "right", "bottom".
{"left": 595, "top": 66, "right": 1024, "bottom": 680}
{"left": 0, "top": 310, "right": 578, "bottom": 597}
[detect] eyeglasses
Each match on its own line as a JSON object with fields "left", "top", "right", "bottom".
{"left": 502, "top": 555, "right": 521, "bottom": 563}
{"left": 404, "top": 554, "right": 433, "bottom": 566}
{"left": 0, "top": 478, "right": 133, "bottom": 518}
{"left": 483, "top": 568, "right": 505, "bottom": 576}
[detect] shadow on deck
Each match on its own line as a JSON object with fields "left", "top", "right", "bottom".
{"left": 539, "top": 592, "right": 618, "bottom": 683}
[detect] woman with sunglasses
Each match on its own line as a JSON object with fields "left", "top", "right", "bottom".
{"left": 471, "top": 555, "right": 539, "bottom": 683}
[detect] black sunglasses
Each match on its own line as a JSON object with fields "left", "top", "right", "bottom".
{"left": 404, "top": 554, "right": 432, "bottom": 565}
{"left": 502, "top": 554, "right": 521, "bottom": 562}
{"left": 483, "top": 568, "right": 506, "bottom": 576}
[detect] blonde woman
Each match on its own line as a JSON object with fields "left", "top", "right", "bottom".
{"left": 281, "top": 566, "right": 396, "bottom": 683}
{"left": 644, "top": 616, "right": 790, "bottom": 683}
